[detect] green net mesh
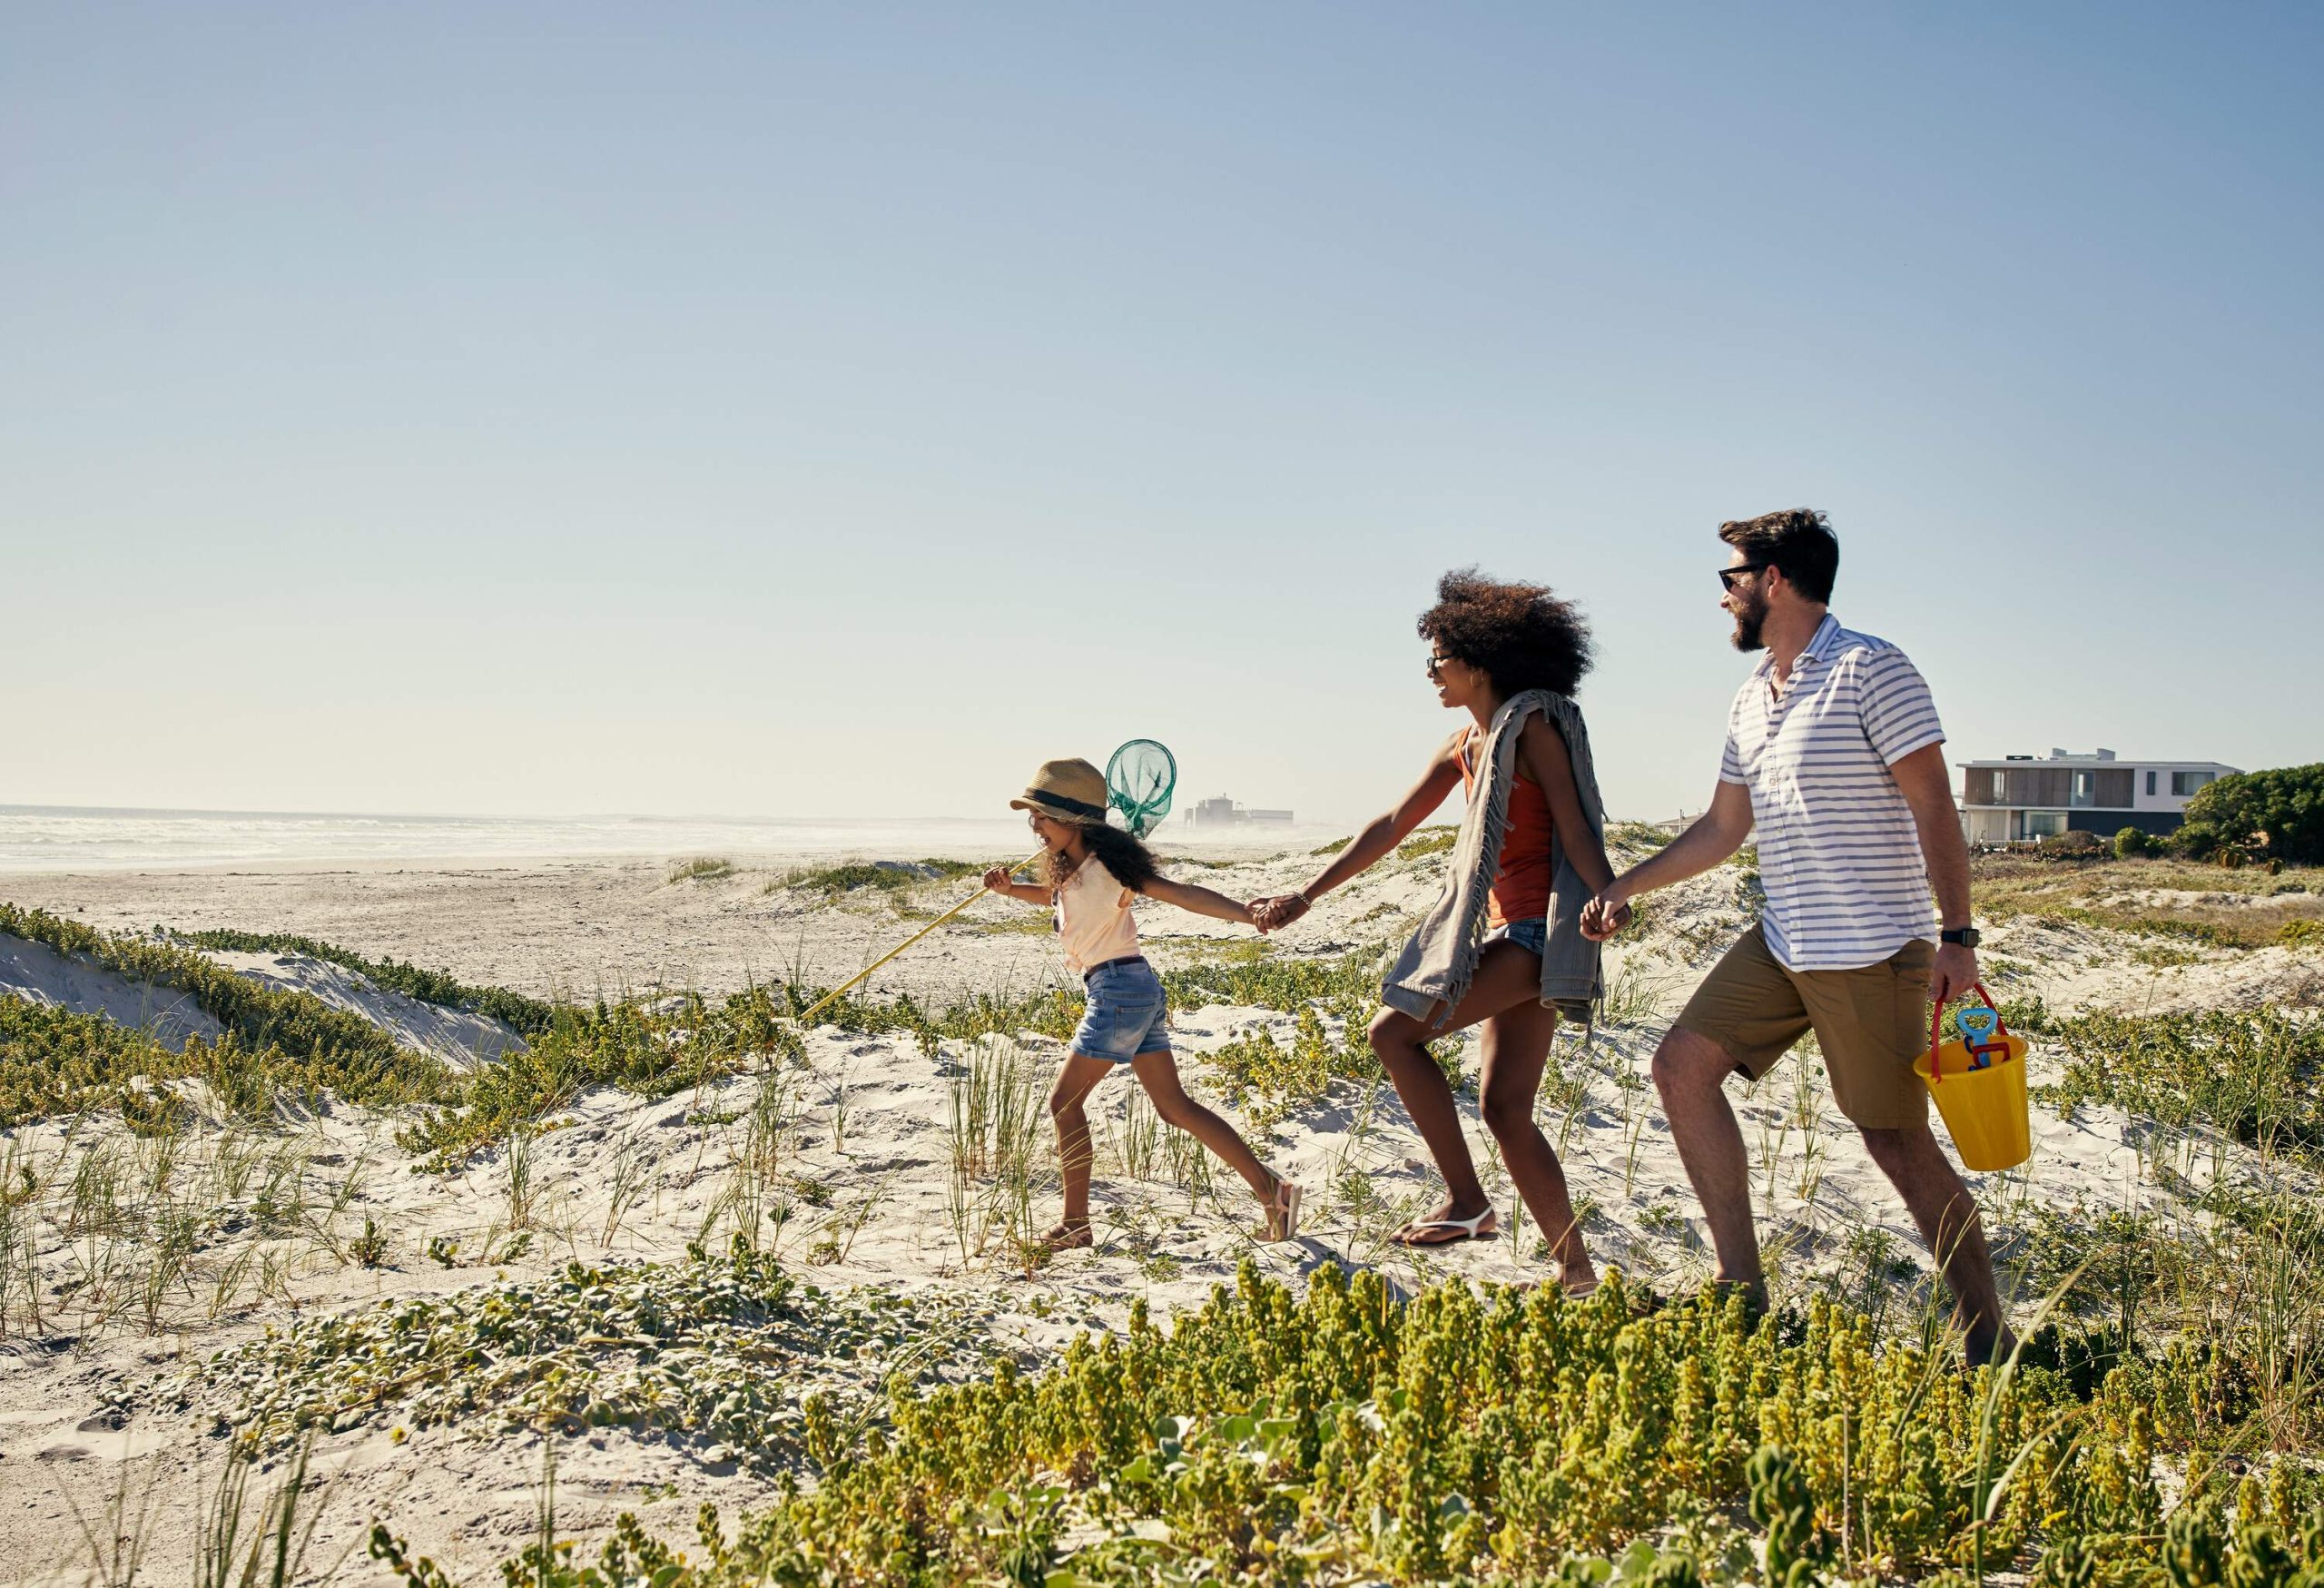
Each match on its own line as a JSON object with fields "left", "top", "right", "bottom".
{"left": 1106, "top": 739, "right": 1177, "bottom": 837}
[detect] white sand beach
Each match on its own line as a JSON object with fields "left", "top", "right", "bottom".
{"left": 2, "top": 836, "right": 2318, "bottom": 1583}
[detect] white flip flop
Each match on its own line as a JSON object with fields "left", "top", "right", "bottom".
{"left": 1392, "top": 1208, "right": 1499, "bottom": 1248}
{"left": 1267, "top": 1180, "right": 1303, "bottom": 1243}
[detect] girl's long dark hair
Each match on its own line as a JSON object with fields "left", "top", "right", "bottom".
{"left": 1045, "top": 821, "right": 1162, "bottom": 895}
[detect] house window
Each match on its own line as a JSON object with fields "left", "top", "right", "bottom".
{"left": 2146, "top": 770, "right": 2156, "bottom": 795}
{"left": 2172, "top": 770, "right": 2212, "bottom": 796}
{"left": 2023, "top": 811, "right": 2067, "bottom": 839}
{"left": 2071, "top": 772, "right": 2094, "bottom": 807}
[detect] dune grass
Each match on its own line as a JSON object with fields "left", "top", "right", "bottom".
{"left": 2037, "top": 1005, "right": 2324, "bottom": 1158}
{"left": 773, "top": 859, "right": 986, "bottom": 898}
{"left": 172, "top": 927, "right": 556, "bottom": 1033}
{"left": 1972, "top": 853, "right": 2324, "bottom": 949}
{"left": 1396, "top": 824, "right": 1460, "bottom": 861}
{"left": 0, "top": 995, "right": 456, "bottom": 1129}
{"left": 1, "top": 903, "right": 419, "bottom": 1071}
{"left": 669, "top": 856, "right": 738, "bottom": 883}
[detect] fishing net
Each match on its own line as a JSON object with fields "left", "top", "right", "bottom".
{"left": 1106, "top": 739, "right": 1177, "bottom": 837}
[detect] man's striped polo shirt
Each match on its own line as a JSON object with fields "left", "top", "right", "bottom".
{"left": 1718, "top": 612, "right": 1945, "bottom": 971}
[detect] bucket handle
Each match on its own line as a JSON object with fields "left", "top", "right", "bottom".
{"left": 1927, "top": 981, "right": 2006, "bottom": 1085}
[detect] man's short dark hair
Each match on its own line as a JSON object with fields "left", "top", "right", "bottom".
{"left": 1718, "top": 508, "right": 1838, "bottom": 604}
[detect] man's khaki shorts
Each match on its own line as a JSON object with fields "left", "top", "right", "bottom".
{"left": 1673, "top": 924, "right": 1935, "bottom": 1130}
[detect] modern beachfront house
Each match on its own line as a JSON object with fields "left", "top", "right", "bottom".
{"left": 1956, "top": 749, "right": 2241, "bottom": 845}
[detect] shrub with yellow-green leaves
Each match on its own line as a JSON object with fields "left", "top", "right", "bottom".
{"left": 362, "top": 1258, "right": 2324, "bottom": 1587}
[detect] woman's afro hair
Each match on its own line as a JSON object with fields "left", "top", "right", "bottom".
{"left": 1418, "top": 567, "right": 1594, "bottom": 698}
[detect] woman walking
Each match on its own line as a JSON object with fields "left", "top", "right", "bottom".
{"left": 1252, "top": 570, "right": 1623, "bottom": 1292}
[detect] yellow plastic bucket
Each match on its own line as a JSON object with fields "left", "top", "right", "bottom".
{"left": 1913, "top": 983, "right": 2033, "bottom": 1172}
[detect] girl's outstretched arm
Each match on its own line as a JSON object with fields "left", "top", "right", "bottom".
{"left": 1140, "top": 875, "right": 1255, "bottom": 925}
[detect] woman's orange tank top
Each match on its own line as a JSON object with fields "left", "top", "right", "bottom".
{"left": 1457, "top": 731, "right": 1554, "bottom": 928}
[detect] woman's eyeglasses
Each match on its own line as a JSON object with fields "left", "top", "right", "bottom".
{"left": 1425, "top": 653, "right": 1454, "bottom": 679}
{"left": 1718, "top": 563, "right": 1769, "bottom": 592}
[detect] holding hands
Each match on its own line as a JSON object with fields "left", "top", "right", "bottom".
{"left": 1580, "top": 886, "right": 1636, "bottom": 942}
{"left": 1247, "top": 893, "right": 1310, "bottom": 934}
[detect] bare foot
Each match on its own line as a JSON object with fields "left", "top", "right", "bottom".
{"left": 1039, "top": 1221, "right": 1093, "bottom": 1252}
{"left": 1390, "top": 1201, "right": 1497, "bottom": 1247}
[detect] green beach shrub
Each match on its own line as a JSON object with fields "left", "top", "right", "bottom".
{"left": 2181, "top": 764, "right": 2324, "bottom": 865}
{"left": 346, "top": 1259, "right": 2324, "bottom": 1588}
{"left": 2114, "top": 825, "right": 2152, "bottom": 860}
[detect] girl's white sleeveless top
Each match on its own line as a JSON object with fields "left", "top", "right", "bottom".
{"left": 1056, "top": 856, "right": 1139, "bottom": 973}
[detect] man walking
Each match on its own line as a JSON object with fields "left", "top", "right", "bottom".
{"left": 1582, "top": 508, "right": 2012, "bottom": 1364}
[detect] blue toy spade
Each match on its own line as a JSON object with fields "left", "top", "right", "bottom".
{"left": 1957, "top": 1004, "right": 2003, "bottom": 1070}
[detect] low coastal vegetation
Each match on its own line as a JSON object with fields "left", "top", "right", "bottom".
{"left": 173, "top": 926, "right": 556, "bottom": 1033}
{"left": 669, "top": 856, "right": 738, "bottom": 883}
{"left": 7, "top": 845, "right": 2324, "bottom": 1585}
{"left": 355, "top": 1260, "right": 2324, "bottom": 1587}
{"left": 0, "top": 994, "right": 452, "bottom": 1129}
{"left": 177, "top": 1239, "right": 998, "bottom": 1472}
{"left": 773, "top": 858, "right": 985, "bottom": 898}
{"left": 0, "top": 902, "right": 419, "bottom": 1073}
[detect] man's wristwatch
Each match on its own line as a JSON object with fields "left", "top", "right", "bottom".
{"left": 1940, "top": 927, "right": 1981, "bottom": 948}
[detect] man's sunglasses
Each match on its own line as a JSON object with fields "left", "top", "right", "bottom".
{"left": 1718, "top": 563, "right": 1771, "bottom": 592}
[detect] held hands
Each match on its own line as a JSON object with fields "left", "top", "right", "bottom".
{"left": 1247, "top": 893, "right": 1311, "bottom": 934}
{"left": 1580, "top": 887, "right": 1636, "bottom": 942}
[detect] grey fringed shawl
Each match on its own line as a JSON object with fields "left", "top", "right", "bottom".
{"left": 1378, "top": 689, "right": 1606, "bottom": 1029}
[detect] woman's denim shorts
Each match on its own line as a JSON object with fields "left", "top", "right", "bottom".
{"left": 1485, "top": 917, "right": 1549, "bottom": 955}
{"left": 1071, "top": 957, "right": 1171, "bottom": 1063}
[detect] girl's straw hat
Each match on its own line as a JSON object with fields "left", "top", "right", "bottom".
{"left": 1010, "top": 758, "right": 1110, "bottom": 824}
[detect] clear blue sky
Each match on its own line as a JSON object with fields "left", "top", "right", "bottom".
{"left": 6, "top": 3, "right": 2319, "bottom": 827}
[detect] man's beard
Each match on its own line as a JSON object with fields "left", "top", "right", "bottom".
{"left": 1730, "top": 591, "right": 1768, "bottom": 652}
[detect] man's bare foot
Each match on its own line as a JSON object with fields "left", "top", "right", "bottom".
{"left": 1390, "top": 1201, "right": 1497, "bottom": 1247}
{"left": 1039, "top": 1221, "right": 1093, "bottom": 1252}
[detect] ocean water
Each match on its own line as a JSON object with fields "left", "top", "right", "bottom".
{"left": 0, "top": 805, "right": 1334, "bottom": 873}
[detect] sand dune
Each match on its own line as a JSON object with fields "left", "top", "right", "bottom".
{"left": 1, "top": 843, "right": 2317, "bottom": 1583}
{"left": 0, "top": 931, "right": 222, "bottom": 1049}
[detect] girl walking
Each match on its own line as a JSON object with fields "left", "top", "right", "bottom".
{"left": 1251, "top": 570, "right": 1621, "bottom": 1294}
{"left": 986, "top": 757, "right": 1303, "bottom": 1250}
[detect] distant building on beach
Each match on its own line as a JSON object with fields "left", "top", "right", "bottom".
{"left": 1184, "top": 795, "right": 1295, "bottom": 829}
{"left": 1955, "top": 748, "right": 2240, "bottom": 845}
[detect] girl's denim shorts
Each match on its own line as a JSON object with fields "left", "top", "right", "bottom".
{"left": 1485, "top": 917, "right": 1549, "bottom": 955}
{"left": 1071, "top": 957, "right": 1171, "bottom": 1063}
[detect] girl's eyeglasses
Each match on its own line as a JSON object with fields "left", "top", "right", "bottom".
{"left": 1718, "top": 563, "right": 1769, "bottom": 592}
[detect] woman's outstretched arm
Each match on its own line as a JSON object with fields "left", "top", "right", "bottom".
{"left": 1254, "top": 735, "right": 1466, "bottom": 929}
